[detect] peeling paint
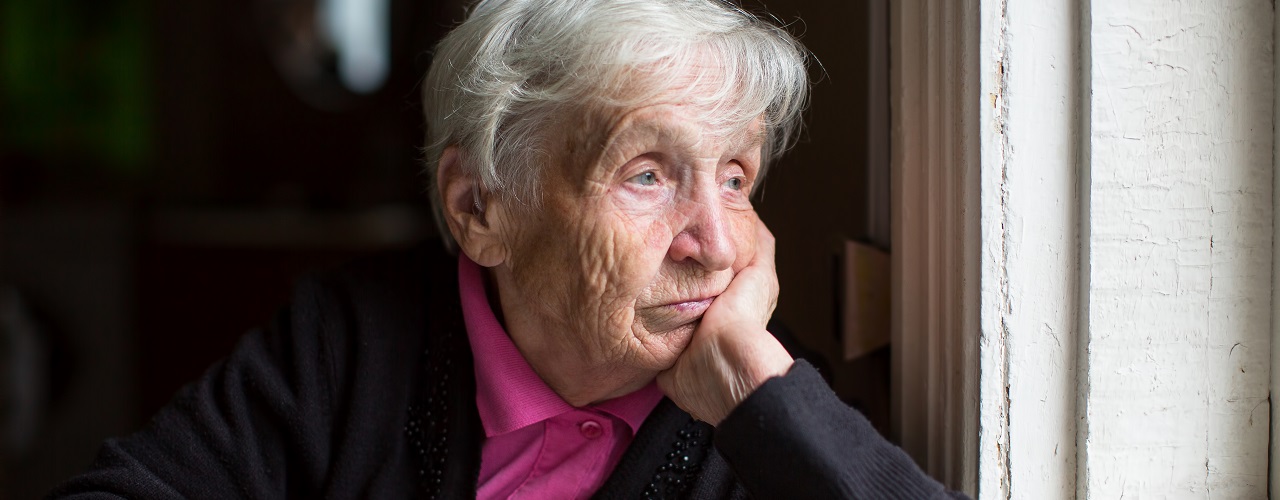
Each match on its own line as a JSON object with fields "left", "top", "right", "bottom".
{"left": 978, "top": 0, "right": 1014, "bottom": 495}
{"left": 1085, "top": 0, "right": 1273, "bottom": 497}
{"left": 979, "top": 0, "right": 1271, "bottom": 498}
{"left": 996, "top": 0, "right": 1013, "bottom": 497}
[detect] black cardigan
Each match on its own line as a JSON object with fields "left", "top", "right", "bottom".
{"left": 49, "top": 245, "right": 965, "bottom": 499}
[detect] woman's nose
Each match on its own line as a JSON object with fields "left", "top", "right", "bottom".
{"left": 667, "top": 197, "right": 737, "bottom": 271}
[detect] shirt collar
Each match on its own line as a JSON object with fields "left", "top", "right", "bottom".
{"left": 593, "top": 381, "right": 664, "bottom": 433}
{"left": 459, "top": 254, "right": 663, "bottom": 437}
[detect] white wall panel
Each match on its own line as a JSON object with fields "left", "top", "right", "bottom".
{"left": 898, "top": 0, "right": 1275, "bottom": 496}
{"left": 1084, "top": 0, "right": 1273, "bottom": 497}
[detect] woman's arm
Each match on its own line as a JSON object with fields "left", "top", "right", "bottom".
{"left": 657, "top": 218, "right": 968, "bottom": 499}
{"left": 47, "top": 305, "right": 336, "bottom": 499}
{"left": 715, "top": 360, "right": 968, "bottom": 499}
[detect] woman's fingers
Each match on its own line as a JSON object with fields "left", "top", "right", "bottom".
{"left": 709, "top": 217, "right": 778, "bottom": 328}
{"left": 657, "top": 218, "right": 792, "bottom": 425}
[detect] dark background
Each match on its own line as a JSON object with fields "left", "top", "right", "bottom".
{"left": 0, "top": 0, "right": 888, "bottom": 496}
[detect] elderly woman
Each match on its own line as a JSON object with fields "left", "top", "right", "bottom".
{"left": 52, "top": 0, "right": 964, "bottom": 498}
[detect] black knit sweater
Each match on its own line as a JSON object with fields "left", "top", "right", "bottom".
{"left": 49, "top": 245, "right": 966, "bottom": 499}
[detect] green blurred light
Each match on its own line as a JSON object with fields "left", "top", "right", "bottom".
{"left": 0, "top": 0, "right": 153, "bottom": 176}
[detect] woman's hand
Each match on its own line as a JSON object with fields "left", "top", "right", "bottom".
{"left": 657, "top": 218, "right": 795, "bottom": 425}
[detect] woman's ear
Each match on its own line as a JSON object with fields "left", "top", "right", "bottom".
{"left": 437, "top": 146, "right": 507, "bottom": 267}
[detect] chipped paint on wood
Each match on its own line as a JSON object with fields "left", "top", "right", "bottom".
{"left": 979, "top": 0, "right": 1085, "bottom": 497}
{"left": 978, "top": 0, "right": 1273, "bottom": 498}
{"left": 977, "top": 0, "right": 1013, "bottom": 493}
{"left": 1084, "top": 0, "right": 1273, "bottom": 497}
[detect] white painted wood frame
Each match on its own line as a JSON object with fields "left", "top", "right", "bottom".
{"left": 1083, "top": 1, "right": 1272, "bottom": 497}
{"left": 977, "top": 0, "right": 1087, "bottom": 496}
{"left": 893, "top": 0, "right": 1274, "bottom": 498}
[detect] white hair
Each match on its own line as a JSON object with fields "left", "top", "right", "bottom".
{"left": 422, "top": 0, "right": 811, "bottom": 251}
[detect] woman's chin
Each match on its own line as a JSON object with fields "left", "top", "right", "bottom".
{"left": 636, "top": 320, "right": 699, "bottom": 369}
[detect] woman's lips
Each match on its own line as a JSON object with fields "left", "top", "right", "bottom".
{"left": 669, "top": 297, "right": 715, "bottom": 312}
{"left": 657, "top": 296, "right": 716, "bottom": 325}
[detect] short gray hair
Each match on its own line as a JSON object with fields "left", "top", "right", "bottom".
{"left": 422, "top": 0, "right": 810, "bottom": 251}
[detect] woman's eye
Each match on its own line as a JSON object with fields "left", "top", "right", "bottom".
{"left": 629, "top": 171, "right": 658, "bottom": 186}
{"left": 724, "top": 177, "right": 744, "bottom": 191}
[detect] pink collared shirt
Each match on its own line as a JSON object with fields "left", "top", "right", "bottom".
{"left": 459, "top": 255, "right": 665, "bottom": 500}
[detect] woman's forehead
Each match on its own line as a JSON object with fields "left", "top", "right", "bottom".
{"left": 562, "top": 102, "right": 764, "bottom": 166}
{"left": 548, "top": 59, "right": 768, "bottom": 176}
{"left": 609, "top": 105, "right": 763, "bottom": 150}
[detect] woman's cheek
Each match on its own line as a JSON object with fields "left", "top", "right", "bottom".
{"left": 607, "top": 190, "right": 677, "bottom": 257}
{"left": 615, "top": 215, "right": 672, "bottom": 289}
{"left": 730, "top": 210, "right": 760, "bottom": 272}
{"left": 581, "top": 212, "right": 672, "bottom": 322}
{"left": 568, "top": 208, "right": 647, "bottom": 297}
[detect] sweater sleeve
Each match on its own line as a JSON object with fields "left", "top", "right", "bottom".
{"left": 713, "top": 360, "right": 970, "bottom": 500}
{"left": 46, "top": 275, "right": 345, "bottom": 500}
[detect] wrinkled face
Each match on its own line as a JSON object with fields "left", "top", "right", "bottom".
{"left": 485, "top": 100, "right": 764, "bottom": 404}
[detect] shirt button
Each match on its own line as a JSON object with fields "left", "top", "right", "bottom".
{"left": 579, "top": 420, "right": 603, "bottom": 439}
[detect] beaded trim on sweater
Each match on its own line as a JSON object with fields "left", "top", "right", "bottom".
{"left": 405, "top": 327, "right": 456, "bottom": 499}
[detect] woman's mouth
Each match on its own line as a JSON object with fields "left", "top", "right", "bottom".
{"left": 654, "top": 296, "right": 716, "bottom": 326}
{"left": 669, "top": 297, "right": 714, "bottom": 312}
